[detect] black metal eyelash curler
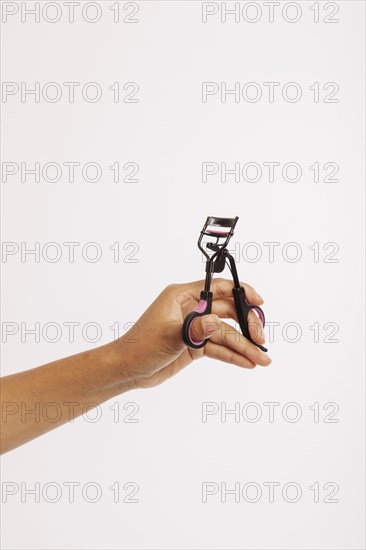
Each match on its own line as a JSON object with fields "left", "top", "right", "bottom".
{"left": 182, "top": 216, "right": 267, "bottom": 352}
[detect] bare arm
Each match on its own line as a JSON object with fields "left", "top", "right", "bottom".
{"left": 1, "top": 279, "right": 270, "bottom": 454}
{"left": 0, "top": 342, "right": 133, "bottom": 454}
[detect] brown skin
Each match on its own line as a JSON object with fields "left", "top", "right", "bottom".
{"left": 0, "top": 278, "right": 271, "bottom": 454}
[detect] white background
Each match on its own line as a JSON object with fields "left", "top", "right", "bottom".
{"left": 1, "top": 1, "right": 365, "bottom": 549}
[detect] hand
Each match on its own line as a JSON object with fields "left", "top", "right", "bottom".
{"left": 117, "top": 278, "right": 271, "bottom": 389}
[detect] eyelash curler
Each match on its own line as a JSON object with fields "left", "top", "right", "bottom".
{"left": 182, "top": 216, "right": 267, "bottom": 352}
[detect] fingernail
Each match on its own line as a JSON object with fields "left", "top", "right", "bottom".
{"left": 256, "top": 292, "right": 264, "bottom": 302}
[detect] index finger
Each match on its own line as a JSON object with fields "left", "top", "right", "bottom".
{"left": 185, "top": 278, "right": 264, "bottom": 306}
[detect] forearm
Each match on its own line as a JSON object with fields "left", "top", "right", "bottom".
{"left": 0, "top": 341, "right": 132, "bottom": 454}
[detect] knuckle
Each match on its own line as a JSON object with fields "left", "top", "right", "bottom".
{"left": 165, "top": 283, "right": 178, "bottom": 293}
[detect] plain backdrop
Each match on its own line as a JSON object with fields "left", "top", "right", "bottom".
{"left": 1, "top": 1, "right": 365, "bottom": 549}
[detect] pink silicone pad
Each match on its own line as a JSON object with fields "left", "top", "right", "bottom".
{"left": 205, "top": 230, "right": 229, "bottom": 236}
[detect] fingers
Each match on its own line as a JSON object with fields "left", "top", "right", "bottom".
{"left": 189, "top": 314, "right": 220, "bottom": 342}
{"left": 186, "top": 278, "right": 263, "bottom": 305}
{"left": 209, "top": 320, "right": 271, "bottom": 366}
{"left": 205, "top": 341, "right": 256, "bottom": 369}
{"left": 211, "top": 278, "right": 263, "bottom": 305}
{"left": 211, "top": 299, "right": 238, "bottom": 322}
{"left": 248, "top": 309, "right": 266, "bottom": 345}
{"left": 212, "top": 299, "right": 265, "bottom": 345}
{"left": 188, "top": 298, "right": 246, "bottom": 343}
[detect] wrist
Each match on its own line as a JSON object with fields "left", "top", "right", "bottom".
{"left": 94, "top": 340, "right": 137, "bottom": 394}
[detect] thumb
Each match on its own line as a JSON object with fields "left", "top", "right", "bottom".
{"left": 190, "top": 314, "right": 221, "bottom": 342}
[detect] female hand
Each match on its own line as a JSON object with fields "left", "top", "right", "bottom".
{"left": 118, "top": 278, "right": 271, "bottom": 389}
